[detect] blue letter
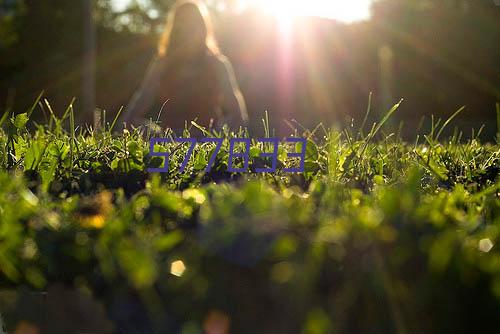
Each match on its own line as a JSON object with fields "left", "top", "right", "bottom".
{"left": 200, "top": 138, "right": 224, "bottom": 173}
{"left": 148, "top": 138, "right": 170, "bottom": 173}
{"left": 283, "top": 138, "right": 306, "bottom": 173}
{"left": 256, "top": 138, "right": 279, "bottom": 173}
{"left": 175, "top": 138, "right": 197, "bottom": 173}
{"left": 228, "top": 138, "right": 251, "bottom": 173}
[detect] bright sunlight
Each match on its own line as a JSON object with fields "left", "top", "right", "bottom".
{"left": 113, "top": 0, "right": 372, "bottom": 24}
{"left": 247, "top": 0, "right": 372, "bottom": 23}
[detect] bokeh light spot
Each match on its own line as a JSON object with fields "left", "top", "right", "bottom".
{"left": 170, "top": 260, "right": 186, "bottom": 277}
{"left": 479, "top": 238, "right": 494, "bottom": 253}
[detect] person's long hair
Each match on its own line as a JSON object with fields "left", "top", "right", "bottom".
{"left": 157, "top": 0, "right": 220, "bottom": 58}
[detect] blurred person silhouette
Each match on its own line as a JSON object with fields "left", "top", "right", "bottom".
{"left": 122, "top": 0, "right": 248, "bottom": 132}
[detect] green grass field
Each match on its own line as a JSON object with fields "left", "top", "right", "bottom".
{"left": 0, "top": 99, "right": 499, "bottom": 333}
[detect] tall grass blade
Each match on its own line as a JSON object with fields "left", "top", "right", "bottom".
{"left": 359, "top": 92, "right": 373, "bottom": 138}
{"left": 61, "top": 97, "right": 76, "bottom": 121}
{"left": 359, "top": 99, "right": 402, "bottom": 157}
{"left": 110, "top": 106, "right": 125, "bottom": 133}
{"left": 435, "top": 106, "right": 466, "bottom": 142}
{"left": 0, "top": 109, "right": 10, "bottom": 127}
{"left": 496, "top": 102, "right": 500, "bottom": 143}
{"left": 27, "top": 91, "right": 44, "bottom": 118}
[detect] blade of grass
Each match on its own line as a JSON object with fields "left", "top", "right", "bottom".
{"left": 190, "top": 121, "right": 212, "bottom": 137}
{"left": 496, "top": 102, "right": 500, "bottom": 143}
{"left": 369, "top": 99, "right": 402, "bottom": 142}
{"left": 70, "top": 104, "right": 75, "bottom": 173}
{"left": 359, "top": 92, "right": 373, "bottom": 139}
{"left": 27, "top": 91, "right": 44, "bottom": 118}
{"left": 61, "top": 97, "right": 76, "bottom": 121}
{"left": 262, "top": 110, "right": 270, "bottom": 138}
{"left": 44, "top": 99, "right": 58, "bottom": 123}
{"left": 110, "top": 106, "right": 125, "bottom": 133}
{"left": 0, "top": 108, "right": 10, "bottom": 127}
{"left": 156, "top": 99, "right": 170, "bottom": 124}
{"left": 435, "top": 106, "right": 466, "bottom": 142}
{"left": 359, "top": 99, "right": 403, "bottom": 157}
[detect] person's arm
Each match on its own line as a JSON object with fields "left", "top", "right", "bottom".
{"left": 121, "top": 55, "right": 163, "bottom": 126}
{"left": 215, "top": 55, "right": 249, "bottom": 128}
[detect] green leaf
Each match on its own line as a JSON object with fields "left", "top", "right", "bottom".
{"left": 48, "top": 141, "right": 69, "bottom": 160}
{"left": 250, "top": 146, "right": 261, "bottom": 158}
{"left": 127, "top": 141, "right": 141, "bottom": 157}
{"left": 13, "top": 113, "right": 29, "bottom": 130}
{"left": 24, "top": 141, "right": 45, "bottom": 170}
{"left": 304, "top": 161, "right": 320, "bottom": 173}
{"left": 305, "top": 140, "right": 319, "bottom": 161}
{"left": 194, "top": 150, "right": 207, "bottom": 170}
{"left": 154, "top": 231, "right": 184, "bottom": 251}
{"left": 110, "top": 158, "right": 120, "bottom": 171}
{"left": 39, "top": 159, "right": 57, "bottom": 192}
{"left": 294, "top": 139, "right": 319, "bottom": 161}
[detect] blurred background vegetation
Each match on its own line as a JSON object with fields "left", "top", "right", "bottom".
{"left": 0, "top": 0, "right": 499, "bottom": 138}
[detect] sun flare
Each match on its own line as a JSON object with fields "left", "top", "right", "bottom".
{"left": 113, "top": 0, "right": 373, "bottom": 24}
{"left": 247, "top": 0, "right": 372, "bottom": 24}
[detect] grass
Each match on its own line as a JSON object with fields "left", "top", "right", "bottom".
{"left": 0, "top": 99, "right": 499, "bottom": 333}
